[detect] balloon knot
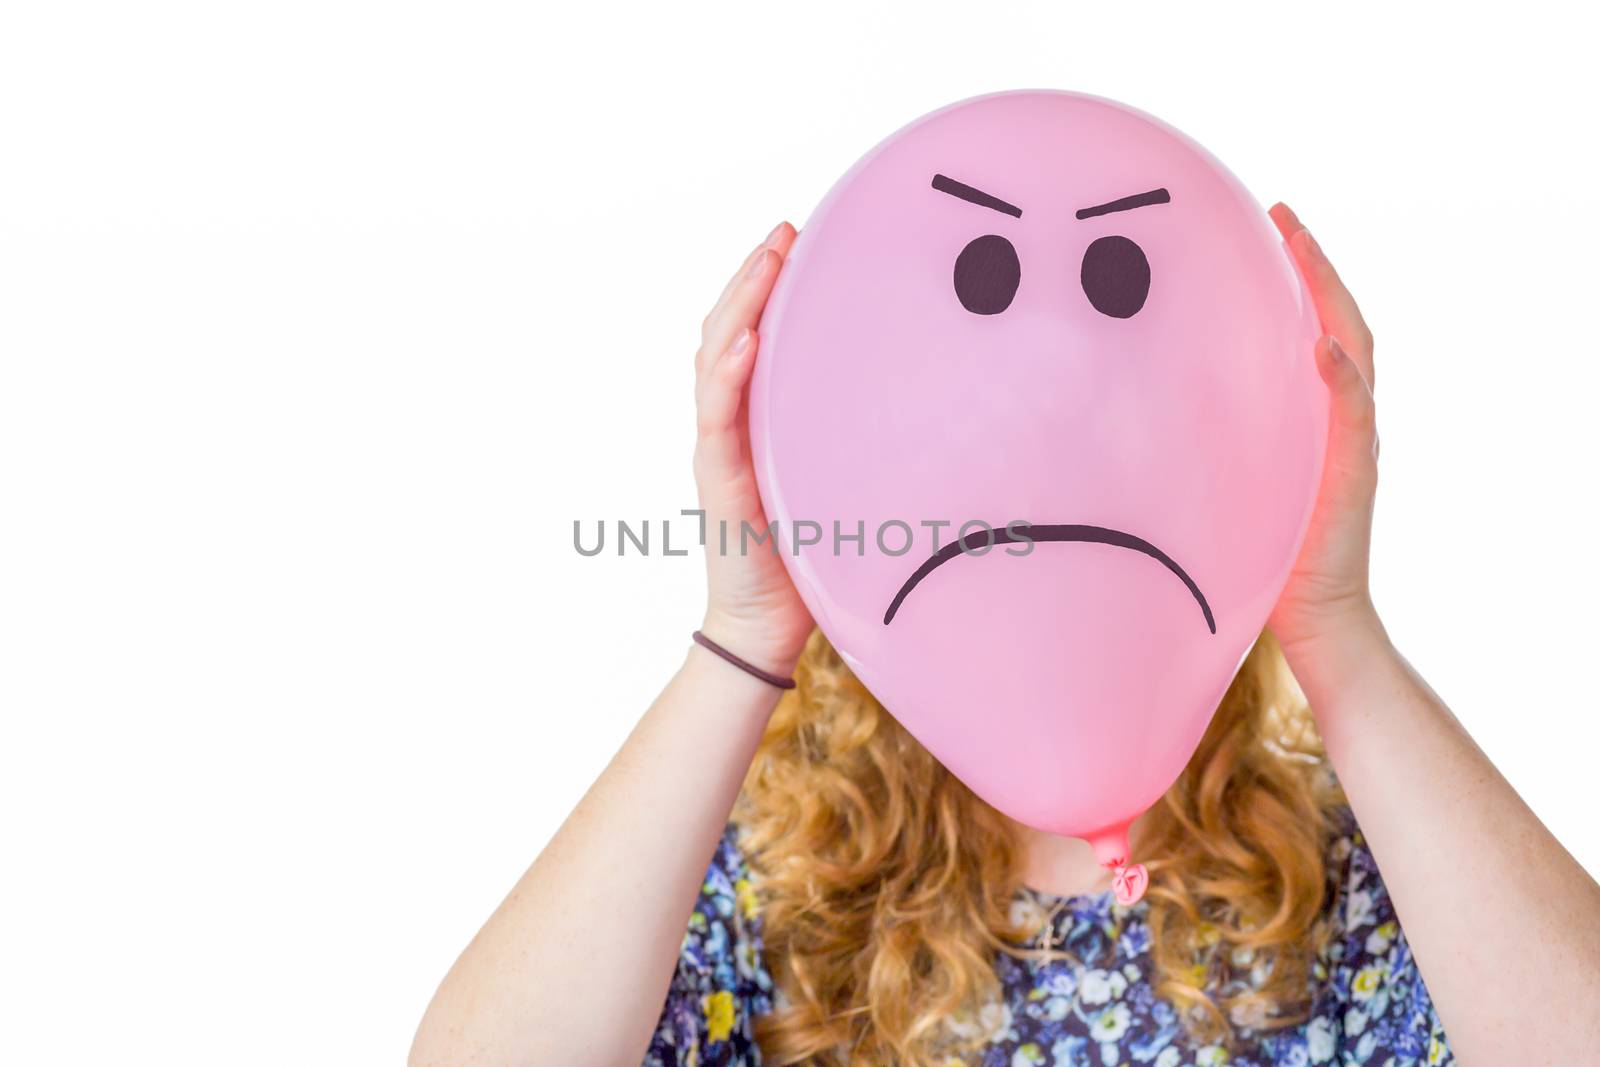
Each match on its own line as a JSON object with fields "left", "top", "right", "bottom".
{"left": 1110, "top": 862, "right": 1149, "bottom": 906}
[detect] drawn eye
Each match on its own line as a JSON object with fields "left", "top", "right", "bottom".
{"left": 1080, "top": 235, "right": 1150, "bottom": 318}
{"left": 953, "top": 234, "right": 1020, "bottom": 315}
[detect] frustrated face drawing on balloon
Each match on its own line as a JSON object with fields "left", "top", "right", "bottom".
{"left": 749, "top": 91, "right": 1326, "bottom": 903}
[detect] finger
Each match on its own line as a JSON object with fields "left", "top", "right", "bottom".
{"left": 707, "top": 231, "right": 773, "bottom": 320}
{"left": 700, "top": 226, "right": 794, "bottom": 364}
{"left": 713, "top": 221, "right": 795, "bottom": 311}
{"left": 1271, "top": 203, "right": 1375, "bottom": 390}
{"left": 698, "top": 221, "right": 795, "bottom": 369}
{"left": 1268, "top": 201, "right": 1304, "bottom": 240}
{"left": 1315, "top": 334, "right": 1379, "bottom": 477}
{"left": 694, "top": 327, "right": 758, "bottom": 480}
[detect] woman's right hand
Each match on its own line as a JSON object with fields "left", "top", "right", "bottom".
{"left": 692, "top": 222, "right": 814, "bottom": 676}
{"left": 411, "top": 223, "right": 817, "bottom": 1067}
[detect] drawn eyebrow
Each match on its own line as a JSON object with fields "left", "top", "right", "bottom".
{"left": 931, "top": 174, "right": 1023, "bottom": 218}
{"left": 1075, "top": 188, "right": 1171, "bottom": 220}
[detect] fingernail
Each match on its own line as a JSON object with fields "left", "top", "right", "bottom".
{"left": 1313, "top": 336, "right": 1341, "bottom": 375}
{"left": 764, "top": 221, "right": 787, "bottom": 245}
{"left": 745, "top": 248, "right": 770, "bottom": 280}
{"left": 1300, "top": 229, "right": 1322, "bottom": 258}
{"left": 729, "top": 328, "right": 752, "bottom": 358}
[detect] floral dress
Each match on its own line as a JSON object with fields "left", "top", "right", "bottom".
{"left": 645, "top": 810, "right": 1452, "bottom": 1066}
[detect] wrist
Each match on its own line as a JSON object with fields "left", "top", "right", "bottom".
{"left": 1275, "top": 594, "right": 1385, "bottom": 671}
{"left": 696, "top": 611, "right": 804, "bottom": 680}
{"left": 1276, "top": 603, "right": 1401, "bottom": 729}
{"left": 679, "top": 641, "right": 791, "bottom": 718}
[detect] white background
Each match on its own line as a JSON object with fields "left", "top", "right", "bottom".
{"left": 3, "top": 2, "right": 1598, "bottom": 1063}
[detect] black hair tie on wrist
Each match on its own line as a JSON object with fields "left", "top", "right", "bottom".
{"left": 692, "top": 631, "right": 797, "bottom": 690}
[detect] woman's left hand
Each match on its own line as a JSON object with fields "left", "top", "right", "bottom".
{"left": 1263, "top": 206, "right": 1600, "bottom": 1067}
{"left": 1266, "top": 203, "right": 1385, "bottom": 661}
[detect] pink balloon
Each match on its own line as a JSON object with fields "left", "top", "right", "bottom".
{"left": 748, "top": 91, "right": 1325, "bottom": 903}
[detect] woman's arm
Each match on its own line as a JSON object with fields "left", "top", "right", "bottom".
{"left": 409, "top": 222, "right": 814, "bottom": 1067}
{"left": 1267, "top": 204, "right": 1600, "bottom": 1064}
{"left": 407, "top": 651, "right": 781, "bottom": 1067}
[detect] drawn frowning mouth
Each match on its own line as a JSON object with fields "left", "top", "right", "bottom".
{"left": 882, "top": 523, "right": 1215, "bottom": 633}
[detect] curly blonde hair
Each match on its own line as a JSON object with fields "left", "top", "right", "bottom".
{"left": 733, "top": 627, "right": 1344, "bottom": 1066}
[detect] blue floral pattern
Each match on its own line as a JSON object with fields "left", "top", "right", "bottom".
{"left": 645, "top": 811, "right": 1451, "bottom": 1066}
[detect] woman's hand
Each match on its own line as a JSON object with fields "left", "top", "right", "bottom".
{"left": 1266, "top": 203, "right": 1386, "bottom": 661}
{"left": 410, "top": 224, "right": 820, "bottom": 1066}
{"left": 693, "top": 222, "right": 814, "bottom": 676}
{"left": 1261, "top": 207, "right": 1600, "bottom": 1065}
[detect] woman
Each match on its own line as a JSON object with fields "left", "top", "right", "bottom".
{"left": 409, "top": 207, "right": 1600, "bottom": 1066}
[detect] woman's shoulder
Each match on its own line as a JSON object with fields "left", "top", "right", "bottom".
{"left": 644, "top": 825, "right": 773, "bottom": 1067}
{"left": 1318, "top": 802, "right": 1405, "bottom": 970}
{"left": 1305, "top": 803, "right": 1453, "bottom": 1063}
{"left": 1321, "top": 802, "right": 1398, "bottom": 934}
{"left": 679, "top": 823, "right": 771, "bottom": 994}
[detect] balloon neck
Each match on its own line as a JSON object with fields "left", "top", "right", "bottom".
{"left": 1086, "top": 824, "right": 1149, "bottom": 906}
